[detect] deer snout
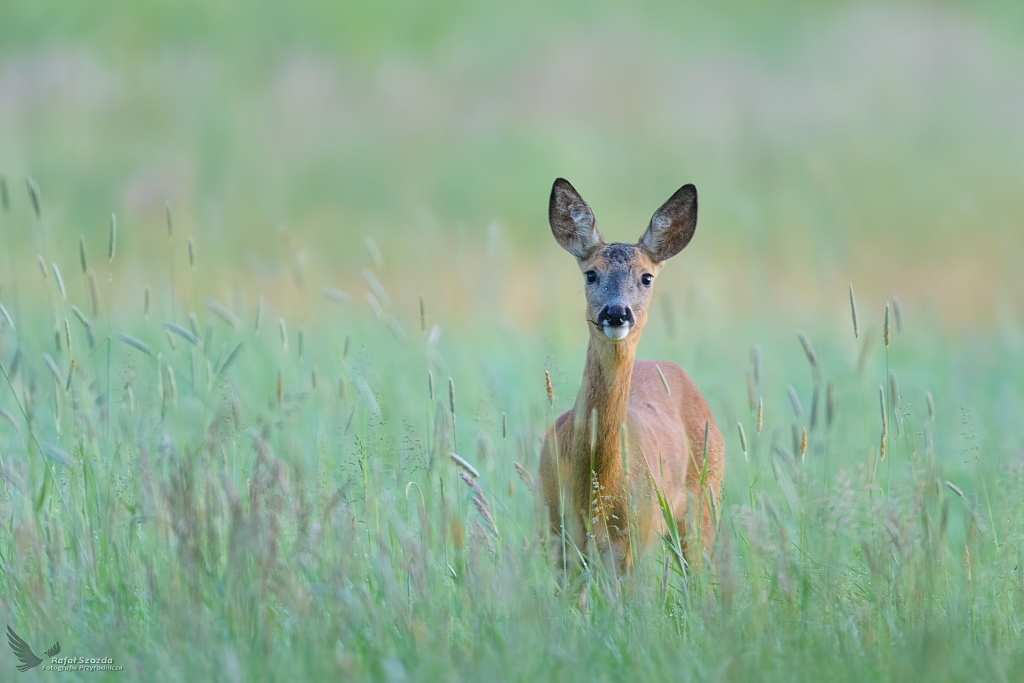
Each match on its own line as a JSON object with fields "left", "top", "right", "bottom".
{"left": 599, "top": 304, "right": 633, "bottom": 327}
{"left": 597, "top": 304, "right": 634, "bottom": 340}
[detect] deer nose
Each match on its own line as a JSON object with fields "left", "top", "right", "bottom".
{"left": 598, "top": 304, "right": 634, "bottom": 327}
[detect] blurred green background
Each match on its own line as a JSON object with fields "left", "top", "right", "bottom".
{"left": 2, "top": 0, "right": 1023, "bottom": 334}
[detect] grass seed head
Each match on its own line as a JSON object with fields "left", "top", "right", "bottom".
{"left": 187, "top": 236, "right": 195, "bottom": 269}
{"left": 166, "top": 365, "right": 178, "bottom": 406}
{"left": 459, "top": 470, "right": 481, "bottom": 492}
{"left": 44, "top": 352, "right": 61, "bottom": 383}
{"left": 278, "top": 318, "right": 288, "bottom": 350}
{"left": 79, "top": 234, "right": 89, "bottom": 273}
{"left": 362, "top": 269, "right": 390, "bottom": 306}
{"left": 848, "top": 283, "right": 859, "bottom": 339}
{"left": 892, "top": 295, "right": 904, "bottom": 334}
{"left": 787, "top": 385, "right": 803, "bottom": 418}
{"left": 502, "top": 412, "right": 507, "bottom": 440}
{"left": 757, "top": 397, "right": 763, "bottom": 433}
{"left": 448, "top": 377, "right": 456, "bottom": 416}
{"left": 737, "top": 421, "right": 748, "bottom": 460}
{"left": 800, "top": 426, "right": 807, "bottom": 458}
{"left": 449, "top": 452, "right": 479, "bottom": 478}
{"left": 883, "top": 303, "right": 890, "bottom": 347}
{"left": 419, "top": 295, "right": 426, "bottom": 332}
{"left": 163, "top": 322, "right": 198, "bottom": 347}
{"left": 513, "top": 461, "right": 534, "bottom": 490}
{"left": 472, "top": 493, "right": 498, "bottom": 537}
{"left": 109, "top": 213, "right": 117, "bottom": 262}
{"left": 322, "top": 287, "right": 348, "bottom": 306}
{"left": 428, "top": 370, "right": 434, "bottom": 401}
{"left": 144, "top": 286, "right": 151, "bottom": 319}
{"left": 71, "top": 304, "right": 89, "bottom": 328}
{"left": 117, "top": 333, "right": 153, "bottom": 357}
{"left": 26, "top": 177, "right": 41, "bottom": 218}
{"left": 37, "top": 255, "right": 47, "bottom": 280}
{"left": 254, "top": 296, "right": 264, "bottom": 332}
{"left": 544, "top": 369, "right": 553, "bottom": 406}
{"left": 52, "top": 263, "right": 66, "bottom": 299}
{"left": 165, "top": 201, "right": 173, "bottom": 237}
{"left": 797, "top": 330, "right": 819, "bottom": 374}
{"left": 926, "top": 391, "right": 935, "bottom": 421}
{"left": 205, "top": 298, "right": 240, "bottom": 328}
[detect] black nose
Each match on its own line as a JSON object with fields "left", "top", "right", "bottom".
{"left": 598, "top": 305, "right": 634, "bottom": 327}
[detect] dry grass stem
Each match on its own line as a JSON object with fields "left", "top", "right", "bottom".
{"left": 656, "top": 364, "right": 671, "bottom": 396}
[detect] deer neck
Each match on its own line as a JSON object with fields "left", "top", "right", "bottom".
{"left": 570, "top": 328, "right": 639, "bottom": 483}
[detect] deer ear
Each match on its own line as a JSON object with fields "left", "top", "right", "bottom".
{"left": 549, "top": 178, "right": 603, "bottom": 258}
{"left": 639, "top": 184, "right": 697, "bottom": 262}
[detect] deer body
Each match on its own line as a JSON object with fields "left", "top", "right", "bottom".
{"left": 538, "top": 179, "right": 724, "bottom": 577}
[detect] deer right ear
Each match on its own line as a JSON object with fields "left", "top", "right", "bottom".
{"left": 549, "top": 178, "right": 603, "bottom": 258}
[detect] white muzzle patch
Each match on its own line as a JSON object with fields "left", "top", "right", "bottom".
{"left": 602, "top": 323, "right": 630, "bottom": 341}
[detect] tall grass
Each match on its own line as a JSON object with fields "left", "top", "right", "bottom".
{"left": 0, "top": 181, "right": 1021, "bottom": 682}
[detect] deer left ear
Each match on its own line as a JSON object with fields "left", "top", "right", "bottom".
{"left": 639, "top": 184, "right": 697, "bottom": 262}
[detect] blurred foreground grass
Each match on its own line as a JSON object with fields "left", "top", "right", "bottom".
{"left": 2, "top": 0, "right": 1024, "bottom": 680}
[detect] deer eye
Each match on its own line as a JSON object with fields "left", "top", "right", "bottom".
{"left": 641, "top": 273, "right": 653, "bottom": 286}
{"left": 585, "top": 271, "right": 597, "bottom": 284}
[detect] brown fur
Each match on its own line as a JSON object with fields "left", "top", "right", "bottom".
{"left": 538, "top": 178, "right": 724, "bottom": 577}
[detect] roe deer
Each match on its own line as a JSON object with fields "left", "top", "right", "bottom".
{"left": 538, "top": 178, "right": 724, "bottom": 581}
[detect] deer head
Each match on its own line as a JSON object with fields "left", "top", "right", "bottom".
{"left": 548, "top": 178, "right": 698, "bottom": 342}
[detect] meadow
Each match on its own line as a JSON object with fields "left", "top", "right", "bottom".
{"left": 2, "top": 1, "right": 1024, "bottom": 680}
